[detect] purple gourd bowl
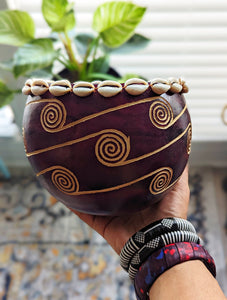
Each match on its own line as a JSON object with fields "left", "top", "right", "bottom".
{"left": 22, "top": 77, "right": 191, "bottom": 215}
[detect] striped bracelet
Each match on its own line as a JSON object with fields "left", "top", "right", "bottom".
{"left": 128, "top": 230, "right": 201, "bottom": 280}
{"left": 120, "top": 218, "right": 197, "bottom": 271}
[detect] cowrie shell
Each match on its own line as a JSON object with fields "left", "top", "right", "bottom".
{"left": 91, "top": 80, "right": 102, "bottom": 86}
{"left": 31, "top": 79, "right": 49, "bottom": 96}
{"left": 150, "top": 78, "right": 171, "bottom": 95}
{"left": 97, "top": 80, "right": 122, "bottom": 97}
{"left": 49, "top": 80, "right": 72, "bottom": 96}
{"left": 168, "top": 78, "right": 183, "bottom": 93}
{"left": 124, "top": 78, "right": 148, "bottom": 96}
{"left": 73, "top": 81, "right": 95, "bottom": 97}
{"left": 46, "top": 80, "right": 54, "bottom": 86}
{"left": 182, "top": 83, "right": 189, "bottom": 93}
{"left": 179, "top": 78, "right": 189, "bottom": 93}
{"left": 22, "top": 79, "right": 33, "bottom": 95}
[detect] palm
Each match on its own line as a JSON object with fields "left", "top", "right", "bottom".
{"left": 71, "top": 166, "right": 189, "bottom": 254}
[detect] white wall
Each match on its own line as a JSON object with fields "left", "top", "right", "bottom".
{"left": 1, "top": 0, "right": 227, "bottom": 167}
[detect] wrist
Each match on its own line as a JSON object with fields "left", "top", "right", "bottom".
{"left": 134, "top": 242, "right": 216, "bottom": 299}
{"left": 149, "top": 260, "right": 225, "bottom": 300}
{"left": 119, "top": 218, "right": 216, "bottom": 300}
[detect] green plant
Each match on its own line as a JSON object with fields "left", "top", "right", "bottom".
{"left": 0, "top": 0, "right": 150, "bottom": 108}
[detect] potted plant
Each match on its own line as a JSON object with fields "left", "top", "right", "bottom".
{"left": 0, "top": 0, "right": 150, "bottom": 111}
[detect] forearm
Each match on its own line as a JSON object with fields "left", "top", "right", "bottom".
{"left": 149, "top": 260, "right": 227, "bottom": 300}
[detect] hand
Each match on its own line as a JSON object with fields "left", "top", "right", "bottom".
{"left": 70, "top": 165, "right": 190, "bottom": 255}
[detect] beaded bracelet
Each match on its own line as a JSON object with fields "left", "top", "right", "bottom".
{"left": 134, "top": 242, "right": 216, "bottom": 300}
{"left": 120, "top": 218, "right": 197, "bottom": 271}
{"left": 128, "top": 230, "right": 201, "bottom": 280}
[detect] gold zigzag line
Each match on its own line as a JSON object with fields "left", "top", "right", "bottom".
{"left": 27, "top": 123, "right": 191, "bottom": 170}
{"left": 27, "top": 96, "right": 187, "bottom": 133}
{"left": 37, "top": 166, "right": 173, "bottom": 195}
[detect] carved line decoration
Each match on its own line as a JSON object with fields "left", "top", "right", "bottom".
{"left": 149, "top": 99, "right": 173, "bottom": 128}
{"left": 95, "top": 131, "right": 130, "bottom": 167}
{"left": 37, "top": 166, "right": 173, "bottom": 196}
{"left": 149, "top": 99, "right": 187, "bottom": 129}
{"left": 41, "top": 101, "right": 67, "bottom": 132}
{"left": 26, "top": 99, "right": 67, "bottom": 133}
{"left": 38, "top": 166, "right": 79, "bottom": 194}
{"left": 187, "top": 123, "right": 192, "bottom": 155}
{"left": 149, "top": 167, "right": 173, "bottom": 194}
{"left": 26, "top": 129, "right": 129, "bottom": 158}
{"left": 26, "top": 124, "right": 191, "bottom": 169}
{"left": 22, "top": 127, "right": 28, "bottom": 153}
{"left": 26, "top": 96, "right": 187, "bottom": 133}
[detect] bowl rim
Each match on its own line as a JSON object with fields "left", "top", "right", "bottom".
{"left": 22, "top": 77, "right": 189, "bottom": 98}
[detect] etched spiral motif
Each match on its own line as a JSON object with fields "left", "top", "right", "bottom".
{"left": 149, "top": 99, "right": 174, "bottom": 129}
{"left": 149, "top": 167, "right": 173, "bottom": 194}
{"left": 51, "top": 166, "right": 79, "bottom": 194}
{"left": 187, "top": 123, "right": 192, "bottom": 155}
{"left": 41, "top": 101, "right": 66, "bottom": 132}
{"left": 95, "top": 130, "right": 130, "bottom": 167}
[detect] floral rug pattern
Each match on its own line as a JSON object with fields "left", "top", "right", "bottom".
{"left": 0, "top": 171, "right": 211, "bottom": 299}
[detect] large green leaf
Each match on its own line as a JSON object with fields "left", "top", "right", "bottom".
{"left": 13, "top": 38, "right": 57, "bottom": 78}
{"left": 42, "top": 0, "right": 75, "bottom": 32}
{"left": 0, "top": 80, "right": 14, "bottom": 108}
{"left": 102, "top": 33, "right": 150, "bottom": 54}
{"left": 0, "top": 10, "right": 35, "bottom": 46}
{"left": 27, "top": 65, "right": 53, "bottom": 79}
{"left": 92, "top": 2, "right": 146, "bottom": 48}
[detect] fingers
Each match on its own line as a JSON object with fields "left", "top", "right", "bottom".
{"left": 68, "top": 207, "right": 96, "bottom": 227}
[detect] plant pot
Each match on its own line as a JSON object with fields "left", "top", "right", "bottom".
{"left": 22, "top": 78, "right": 191, "bottom": 215}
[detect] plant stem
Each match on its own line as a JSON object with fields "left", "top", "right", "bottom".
{"left": 87, "top": 36, "right": 100, "bottom": 75}
{"left": 80, "top": 36, "right": 99, "bottom": 80}
{"left": 52, "top": 73, "right": 63, "bottom": 80}
{"left": 59, "top": 32, "right": 80, "bottom": 73}
{"left": 57, "top": 57, "right": 70, "bottom": 69}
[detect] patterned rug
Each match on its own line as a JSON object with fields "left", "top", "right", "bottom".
{"left": 0, "top": 168, "right": 225, "bottom": 299}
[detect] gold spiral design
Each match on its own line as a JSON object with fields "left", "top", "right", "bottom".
{"left": 149, "top": 99, "right": 174, "bottom": 129}
{"left": 187, "top": 123, "right": 192, "bottom": 155}
{"left": 95, "top": 130, "right": 130, "bottom": 167}
{"left": 51, "top": 166, "right": 79, "bottom": 194}
{"left": 149, "top": 167, "right": 173, "bottom": 194}
{"left": 40, "top": 101, "right": 66, "bottom": 132}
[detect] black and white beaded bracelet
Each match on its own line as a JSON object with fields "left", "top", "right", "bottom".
{"left": 120, "top": 218, "right": 197, "bottom": 272}
{"left": 128, "top": 230, "right": 201, "bottom": 280}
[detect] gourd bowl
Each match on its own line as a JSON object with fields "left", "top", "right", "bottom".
{"left": 22, "top": 77, "right": 191, "bottom": 215}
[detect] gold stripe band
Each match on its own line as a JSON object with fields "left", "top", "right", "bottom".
{"left": 37, "top": 166, "right": 175, "bottom": 195}
{"left": 27, "top": 96, "right": 187, "bottom": 133}
{"left": 27, "top": 123, "right": 191, "bottom": 169}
